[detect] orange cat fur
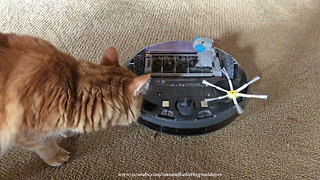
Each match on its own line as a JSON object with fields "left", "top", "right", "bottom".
{"left": 0, "top": 33, "right": 150, "bottom": 166}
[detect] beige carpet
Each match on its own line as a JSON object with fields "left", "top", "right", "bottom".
{"left": 0, "top": 0, "right": 319, "bottom": 179}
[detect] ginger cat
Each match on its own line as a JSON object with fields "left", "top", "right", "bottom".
{"left": 0, "top": 33, "right": 150, "bottom": 166}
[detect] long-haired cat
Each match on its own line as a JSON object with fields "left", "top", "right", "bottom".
{"left": 0, "top": 33, "right": 150, "bottom": 166}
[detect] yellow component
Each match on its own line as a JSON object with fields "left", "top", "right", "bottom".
{"left": 227, "top": 90, "right": 238, "bottom": 99}
{"left": 146, "top": 53, "right": 150, "bottom": 56}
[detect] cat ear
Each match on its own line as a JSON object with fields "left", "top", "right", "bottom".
{"left": 127, "top": 74, "right": 151, "bottom": 96}
{"left": 101, "top": 46, "right": 120, "bottom": 67}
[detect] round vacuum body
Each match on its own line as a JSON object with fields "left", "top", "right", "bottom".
{"left": 125, "top": 41, "right": 249, "bottom": 136}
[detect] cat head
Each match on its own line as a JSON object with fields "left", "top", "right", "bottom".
{"left": 100, "top": 46, "right": 151, "bottom": 97}
{"left": 98, "top": 46, "right": 151, "bottom": 126}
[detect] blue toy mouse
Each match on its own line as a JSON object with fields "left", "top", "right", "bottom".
{"left": 193, "top": 37, "right": 222, "bottom": 76}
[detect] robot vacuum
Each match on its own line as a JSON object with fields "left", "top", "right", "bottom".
{"left": 125, "top": 39, "right": 266, "bottom": 136}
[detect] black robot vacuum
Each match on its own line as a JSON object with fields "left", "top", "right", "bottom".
{"left": 125, "top": 40, "right": 258, "bottom": 136}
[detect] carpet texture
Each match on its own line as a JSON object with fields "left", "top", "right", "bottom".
{"left": 0, "top": 0, "right": 319, "bottom": 179}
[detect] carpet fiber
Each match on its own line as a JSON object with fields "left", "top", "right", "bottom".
{"left": 0, "top": 0, "right": 319, "bottom": 179}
